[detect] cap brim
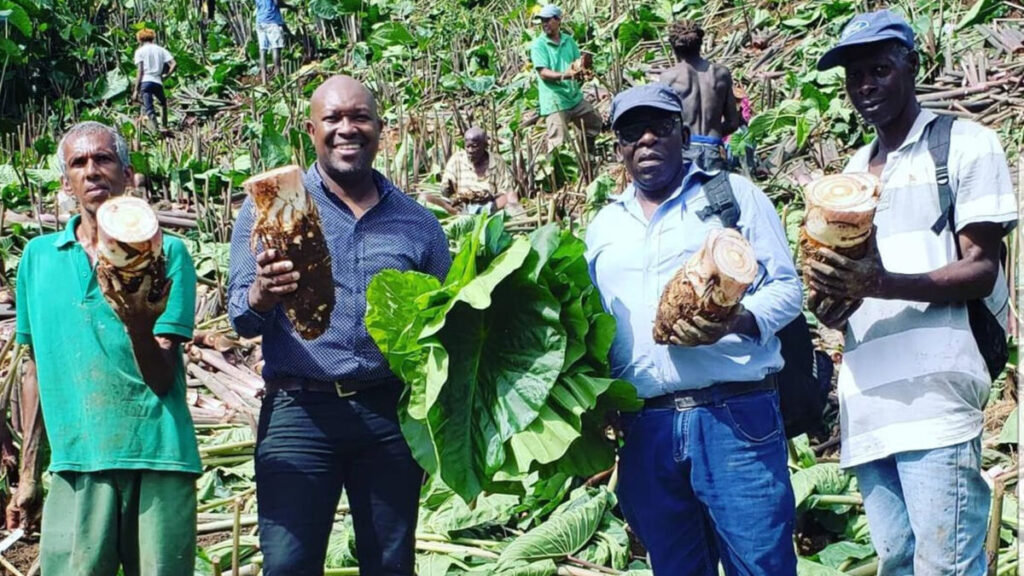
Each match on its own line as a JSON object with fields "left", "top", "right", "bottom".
{"left": 611, "top": 102, "right": 682, "bottom": 129}
{"left": 816, "top": 32, "right": 913, "bottom": 70}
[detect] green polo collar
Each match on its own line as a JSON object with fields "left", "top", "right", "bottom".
{"left": 53, "top": 214, "right": 81, "bottom": 249}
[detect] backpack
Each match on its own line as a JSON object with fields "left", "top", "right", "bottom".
{"left": 925, "top": 114, "right": 1009, "bottom": 381}
{"left": 695, "top": 174, "right": 833, "bottom": 439}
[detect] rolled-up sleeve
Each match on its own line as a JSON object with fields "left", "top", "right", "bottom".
{"left": 14, "top": 242, "right": 33, "bottom": 346}
{"left": 735, "top": 177, "right": 803, "bottom": 345}
{"left": 227, "top": 198, "right": 268, "bottom": 338}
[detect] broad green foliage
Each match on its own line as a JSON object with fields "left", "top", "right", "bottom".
{"left": 367, "top": 214, "right": 640, "bottom": 500}
{"left": 495, "top": 487, "right": 617, "bottom": 574}
{"left": 791, "top": 462, "right": 850, "bottom": 510}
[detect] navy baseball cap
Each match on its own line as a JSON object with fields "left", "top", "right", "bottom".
{"left": 536, "top": 4, "right": 563, "bottom": 19}
{"left": 817, "top": 10, "right": 915, "bottom": 70}
{"left": 610, "top": 84, "right": 683, "bottom": 130}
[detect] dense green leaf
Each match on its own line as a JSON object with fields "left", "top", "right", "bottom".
{"left": 0, "top": 1, "right": 31, "bottom": 36}
{"left": 494, "top": 560, "right": 558, "bottom": 576}
{"left": 370, "top": 21, "right": 417, "bottom": 47}
{"left": 796, "top": 558, "right": 847, "bottom": 576}
{"left": 497, "top": 489, "right": 611, "bottom": 566}
{"left": 421, "top": 489, "right": 519, "bottom": 536}
{"left": 815, "top": 540, "right": 875, "bottom": 568}
{"left": 259, "top": 114, "right": 292, "bottom": 169}
{"left": 368, "top": 217, "right": 636, "bottom": 500}
{"left": 791, "top": 463, "right": 849, "bottom": 509}
{"left": 958, "top": 0, "right": 1001, "bottom": 29}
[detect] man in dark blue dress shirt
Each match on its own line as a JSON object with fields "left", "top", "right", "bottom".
{"left": 228, "top": 75, "right": 451, "bottom": 576}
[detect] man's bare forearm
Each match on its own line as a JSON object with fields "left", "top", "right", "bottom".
{"left": 17, "top": 358, "right": 45, "bottom": 488}
{"left": 877, "top": 259, "right": 999, "bottom": 303}
{"left": 538, "top": 68, "right": 570, "bottom": 82}
{"left": 877, "top": 223, "right": 1003, "bottom": 303}
{"left": 127, "top": 331, "right": 180, "bottom": 396}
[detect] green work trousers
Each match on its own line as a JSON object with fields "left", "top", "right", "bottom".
{"left": 40, "top": 470, "right": 197, "bottom": 576}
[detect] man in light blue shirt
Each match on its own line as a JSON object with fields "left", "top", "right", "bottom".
{"left": 585, "top": 84, "right": 800, "bottom": 575}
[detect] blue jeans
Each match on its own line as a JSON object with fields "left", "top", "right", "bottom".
{"left": 617, "top": 389, "right": 797, "bottom": 576}
{"left": 255, "top": 383, "right": 422, "bottom": 576}
{"left": 139, "top": 82, "right": 165, "bottom": 124}
{"left": 854, "top": 435, "right": 990, "bottom": 576}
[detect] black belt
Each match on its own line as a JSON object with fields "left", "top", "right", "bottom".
{"left": 262, "top": 376, "right": 396, "bottom": 398}
{"left": 644, "top": 375, "right": 776, "bottom": 410}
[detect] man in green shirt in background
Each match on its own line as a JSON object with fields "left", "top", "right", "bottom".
{"left": 9, "top": 121, "right": 201, "bottom": 576}
{"left": 531, "top": 4, "right": 602, "bottom": 156}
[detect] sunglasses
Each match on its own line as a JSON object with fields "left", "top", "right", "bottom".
{"left": 615, "top": 115, "right": 680, "bottom": 144}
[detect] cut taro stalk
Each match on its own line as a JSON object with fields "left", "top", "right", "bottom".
{"left": 800, "top": 172, "right": 881, "bottom": 262}
{"left": 800, "top": 172, "right": 880, "bottom": 311}
{"left": 96, "top": 196, "right": 169, "bottom": 309}
{"left": 653, "top": 228, "right": 757, "bottom": 344}
{"left": 243, "top": 165, "right": 334, "bottom": 340}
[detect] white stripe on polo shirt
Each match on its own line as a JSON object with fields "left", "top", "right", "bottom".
{"left": 837, "top": 110, "right": 1017, "bottom": 468}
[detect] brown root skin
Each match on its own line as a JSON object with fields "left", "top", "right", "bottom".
{"left": 799, "top": 228, "right": 868, "bottom": 285}
{"left": 254, "top": 211, "right": 334, "bottom": 340}
{"left": 245, "top": 165, "right": 335, "bottom": 340}
{"left": 653, "top": 268, "right": 738, "bottom": 344}
{"left": 97, "top": 255, "right": 168, "bottom": 304}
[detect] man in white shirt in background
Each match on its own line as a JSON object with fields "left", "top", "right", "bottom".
{"left": 132, "top": 28, "right": 176, "bottom": 131}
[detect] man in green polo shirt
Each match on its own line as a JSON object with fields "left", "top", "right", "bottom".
{"left": 9, "top": 121, "right": 200, "bottom": 576}
{"left": 531, "top": 4, "right": 602, "bottom": 156}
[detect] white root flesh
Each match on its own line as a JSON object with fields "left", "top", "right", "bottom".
{"left": 243, "top": 165, "right": 334, "bottom": 340}
{"left": 654, "top": 228, "right": 757, "bottom": 344}
{"left": 802, "top": 172, "right": 881, "bottom": 258}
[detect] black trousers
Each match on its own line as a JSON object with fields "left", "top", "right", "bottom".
{"left": 140, "top": 81, "right": 166, "bottom": 122}
{"left": 255, "top": 383, "right": 422, "bottom": 575}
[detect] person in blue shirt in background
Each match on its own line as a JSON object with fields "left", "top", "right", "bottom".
{"left": 255, "top": 0, "right": 290, "bottom": 84}
{"left": 584, "top": 84, "right": 801, "bottom": 575}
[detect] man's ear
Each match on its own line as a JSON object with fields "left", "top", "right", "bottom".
{"left": 614, "top": 141, "right": 624, "bottom": 163}
{"left": 907, "top": 50, "right": 920, "bottom": 77}
{"left": 680, "top": 124, "right": 691, "bottom": 149}
{"left": 305, "top": 119, "right": 315, "bottom": 137}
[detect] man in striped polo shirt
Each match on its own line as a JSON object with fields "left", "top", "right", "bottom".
{"left": 806, "top": 11, "right": 1017, "bottom": 574}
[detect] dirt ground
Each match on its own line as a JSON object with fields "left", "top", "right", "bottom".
{"left": 2, "top": 539, "right": 38, "bottom": 575}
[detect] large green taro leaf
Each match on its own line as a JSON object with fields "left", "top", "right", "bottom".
{"left": 426, "top": 274, "right": 567, "bottom": 500}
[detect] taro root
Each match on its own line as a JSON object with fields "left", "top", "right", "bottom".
{"left": 96, "top": 196, "right": 168, "bottom": 306}
{"left": 243, "top": 165, "right": 334, "bottom": 340}
{"left": 568, "top": 52, "right": 594, "bottom": 82}
{"left": 653, "top": 228, "right": 757, "bottom": 344}
{"left": 800, "top": 172, "right": 881, "bottom": 263}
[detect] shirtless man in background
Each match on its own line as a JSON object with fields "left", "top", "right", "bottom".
{"left": 659, "top": 19, "right": 741, "bottom": 171}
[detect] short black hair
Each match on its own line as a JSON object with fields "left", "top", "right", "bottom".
{"left": 668, "top": 19, "right": 703, "bottom": 59}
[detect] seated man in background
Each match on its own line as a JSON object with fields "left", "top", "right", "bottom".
{"left": 420, "top": 127, "right": 521, "bottom": 215}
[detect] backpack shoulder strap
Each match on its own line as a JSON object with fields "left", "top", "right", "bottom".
{"left": 695, "top": 172, "right": 740, "bottom": 229}
{"left": 927, "top": 114, "right": 955, "bottom": 235}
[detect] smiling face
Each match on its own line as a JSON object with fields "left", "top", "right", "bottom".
{"left": 842, "top": 41, "right": 918, "bottom": 130}
{"left": 306, "top": 76, "right": 382, "bottom": 185}
{"left": 615, "top": 107, "right": 689, "bottom": 193}
{"left": 60, "top": 130, "right": 132, "bottom": 217}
